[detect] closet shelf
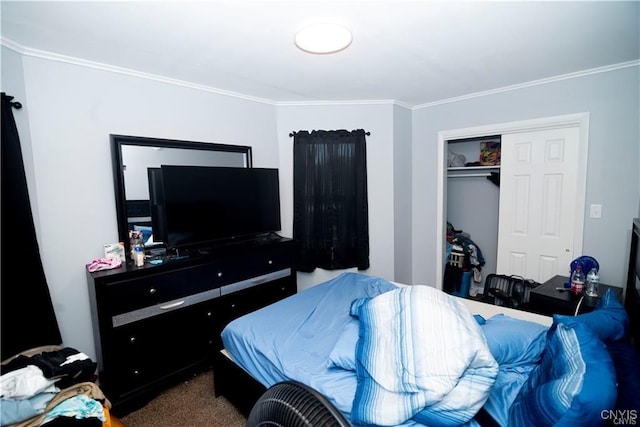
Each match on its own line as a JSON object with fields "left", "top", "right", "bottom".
{"left": 447, "top": 166, "right": 500, "bottom": 171}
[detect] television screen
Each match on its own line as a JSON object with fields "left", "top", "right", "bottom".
{"left": 160, "top": 165, "right": 281, "bottom": 250}
{"left": 147, "top": 167, "right": 166, "bottom": 244}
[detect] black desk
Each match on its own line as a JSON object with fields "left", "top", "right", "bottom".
{"left": 528, "top": 275, "right": 623, "bottom": 317}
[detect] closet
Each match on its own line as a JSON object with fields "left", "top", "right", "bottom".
{"left": 441, "top": 114, "right": 587, "bottom": 292}
{"left": 446, "top": 135, "right": 501, "bottom": 295}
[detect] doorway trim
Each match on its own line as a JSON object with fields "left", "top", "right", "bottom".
{"left": 435, "top": 112, "right": 590, "bottom": 290}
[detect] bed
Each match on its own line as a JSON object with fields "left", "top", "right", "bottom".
{"left": 215, "top": 263, "right": 638, "bottom": 426}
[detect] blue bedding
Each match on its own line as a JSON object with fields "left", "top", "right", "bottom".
{"left": 221, "top": 273, "right": 499, "bottom": 426}
{"left": 350, "top": 285, "right": 498, "bottom": 426}
{"left": 221, "top": 272, "right": 397, "bottom": 417}
{"left": 482, "top": 366, "right": 534, "bottom": 426}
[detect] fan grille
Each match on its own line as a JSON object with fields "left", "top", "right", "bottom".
{"left": 247, "top": 381, "right": 349, "bottom": 427}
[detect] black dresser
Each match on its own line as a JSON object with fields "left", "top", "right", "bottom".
{"left": 86, "top": 236, "right": 296, "bottom": 415}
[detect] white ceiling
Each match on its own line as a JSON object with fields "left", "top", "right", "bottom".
{"left": 2, "top": 1, "right": 639, "bottom": 107}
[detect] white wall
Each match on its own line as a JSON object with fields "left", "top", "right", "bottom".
{"left": 392, "top": 105, "right": 413, "bottom": 284}
{"left": 412, "top": 65, "right": 640, "bottom": 289}
{"left": 276, "top": 103, "right": 397, "bottom": 291}
{"left": 2, "top": 50, "right": 279, "bottom": 361}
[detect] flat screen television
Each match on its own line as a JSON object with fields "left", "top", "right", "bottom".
{"left": 147, "top": 167, "right": 166, "bottom": 244}
{"left": 160, "top": 165, "right": 281, "bottom": 250}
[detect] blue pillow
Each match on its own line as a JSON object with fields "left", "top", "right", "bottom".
{"left": 327, "top": 320, "right": 358, "bottom": 371}
{"left": 508, "top": 322, "right": 617, "bottom": 427}
{"left": 552, "top": 288, "right": 628, "bottom": 342}
{"left": 481, "top": 314, "right": 548, "bottom": 367}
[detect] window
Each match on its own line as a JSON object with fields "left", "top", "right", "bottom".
{"left": 292, "top": 129, "right": 370, "bottom": 272}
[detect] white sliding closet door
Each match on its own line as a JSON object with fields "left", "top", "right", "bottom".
{"left": 496, "top": 126, "right": 580, "bottom": 283}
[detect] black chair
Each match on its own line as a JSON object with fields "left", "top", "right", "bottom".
{"left": 484, "top": 274, "right": 540, "bottom": 309}
{"left": 247, "top": 381, "right": 350, "bottom": 427}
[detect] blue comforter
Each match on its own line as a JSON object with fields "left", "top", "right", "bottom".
{"left": 350, "top": 285, "right": 499, "bottom": 426}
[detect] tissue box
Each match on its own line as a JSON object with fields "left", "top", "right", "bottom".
{"left": 104, "top": 242, "right": 126, "bottom": 262}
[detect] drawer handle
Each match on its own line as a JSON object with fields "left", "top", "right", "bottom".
{"left": 268, "top": 260, "right": 273, "bottom": 265}
{"left": 149, "top": 287, "right": 156, "bottom": 295}
{"left": 160, "top": 300, "right": 185, "bottom": 310}
{"left": 217, "top": 272, "right": 223, "bottom": 278}
{"left": 129, "top": 337, "right": 136, "bottom": 344}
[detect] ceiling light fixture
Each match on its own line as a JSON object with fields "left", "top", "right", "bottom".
{"left": 294, "top": 23, "right": 352, "bottom": 54}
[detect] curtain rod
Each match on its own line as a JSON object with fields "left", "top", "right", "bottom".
{"left": 289, "top": 130, "right": 371, "bottom": 137}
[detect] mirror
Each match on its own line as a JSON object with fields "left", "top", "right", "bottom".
{"left": 111, "top": 134, "right": 252, "bottom": 253}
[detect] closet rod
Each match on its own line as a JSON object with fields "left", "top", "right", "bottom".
{"left": 448, "top": 173, "right": 491, "bottom": 178}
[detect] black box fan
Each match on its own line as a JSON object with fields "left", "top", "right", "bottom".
{"left": 247, "top": 381, "right": 350, "bottom": 427}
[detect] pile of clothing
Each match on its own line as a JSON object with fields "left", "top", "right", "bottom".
{"left": 446, "top": 222, "right": 485, "bottom": 270}
{"left": 1, "top": 346, "right": 116, "bottom": 427}
{"left": 445, "top": 222, "right": 486, "bottom": 296}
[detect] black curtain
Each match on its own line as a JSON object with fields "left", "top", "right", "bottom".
{"left": 293, "top": 129, "right": 369, "bottom": 272}
{"left": 1, "top": 93, "right": 62, "bottom": 360}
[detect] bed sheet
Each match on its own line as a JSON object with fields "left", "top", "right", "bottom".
{"left": 221, "top": 272, "right": 397, "bottom": 418}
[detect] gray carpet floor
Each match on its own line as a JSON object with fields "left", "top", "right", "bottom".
{"left": 119, "top": 369, "right": 246, "bottom": 426}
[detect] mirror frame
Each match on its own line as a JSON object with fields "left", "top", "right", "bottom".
{"left": 110, "top": 134, "right": 253, "bottom": 255}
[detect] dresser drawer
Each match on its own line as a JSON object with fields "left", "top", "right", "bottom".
{"left": 100, "top": 269, "right": 193, "bottom": 315}
{"left": 103, "top": 300, "right": 218, "bottom": 395}
{"left": 189, "top": 246, "right": 292, "bottom": 287}
{"left": 188, "top": 257, "right": 247, "bottom": 289}
{"left": 109, "top": 286, "right": 221, "bottom": 328}
{"left": 220, "top": 274, "right": 296, "bottom": 324}
{"left": 244, "top": 244, "right": 293, "bottom": 275}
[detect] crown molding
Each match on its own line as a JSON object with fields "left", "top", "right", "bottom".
{"left": 275, "top": 99, "right": 410, "bottom": 109}
{"left": 1, "top": 37, "right": 276, "bottom": 106}
{"left": 3, "top": 37, "right": 637, "bottom": 110}
{"left": 412, "top": 60, "right": 640, "bottom": 110}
